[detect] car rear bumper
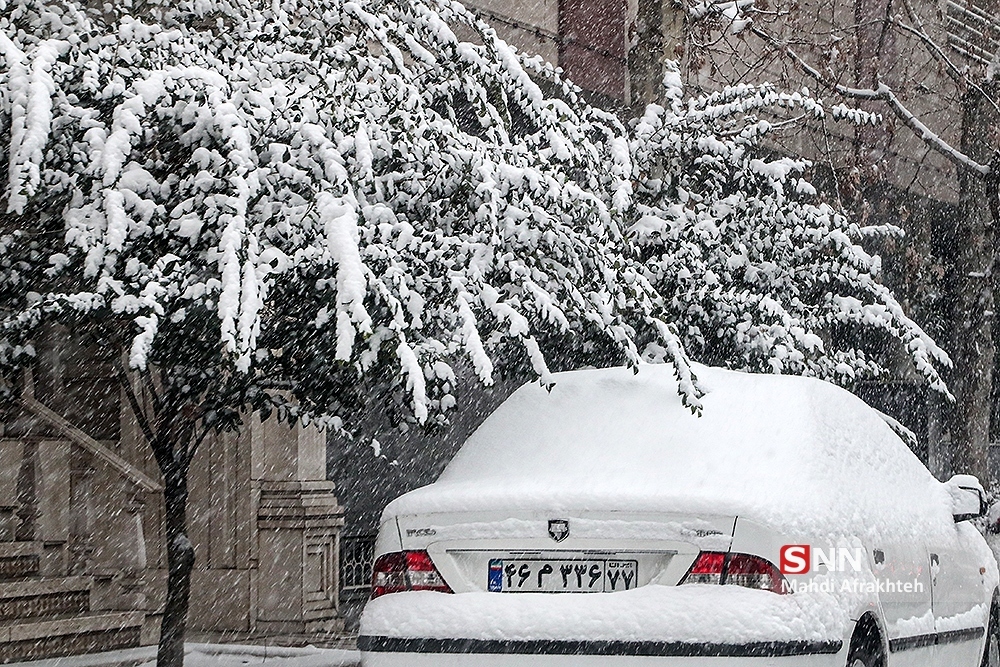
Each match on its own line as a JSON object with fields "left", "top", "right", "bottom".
{"left": 359, "top": 585, "right": 849, "bottom": 660}
{"left": 359, "top": 635, "right": 846, "bottom": 666}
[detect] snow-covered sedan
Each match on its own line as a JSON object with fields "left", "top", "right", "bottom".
{"left": 359, "top": 364, "right": 1000, "bottom": 667}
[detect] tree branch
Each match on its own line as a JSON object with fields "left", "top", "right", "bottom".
{"left": 874, "top": 0, "right": 896, "bottom": 75}
{"left": 140, "top": 367, "right": 162, "bottom": 414}
{"left": 750, "top": 24, "right": 993, "bottom": 178}
{"left": 898, "top": 0, "right": 964, "bottom": 85}
{"left": 184, "top": 420, "right": 214, "bottom": 470}
{"left": 876, "top": 82, "right": 991, "bottom": 176}
{"left": 114, "top": 357, "right": 158, "bottom": 449}
{"left": 894, "top": 3, "right": 1000, "bottom": 116}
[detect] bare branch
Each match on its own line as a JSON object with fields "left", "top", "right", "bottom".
{"left": 904, "top": 145, "right": 934, "bottom": 194}
{"left": 114, "top": 357, "right": 158, "bottom": 448}
{"left": 184, "top": 420, "right": 214, "bottom": 470}
{"left": 750, "top": 24, "right": 993, "bottom": 177}
{"left": 899, "top": 0, "right": 963, "bottom": 84}
{"left": 874, "top": 0, "right": 896, "bottom": 71}
{"left": 894, "top": 19, "right": 963, "bottom": 85}
{"left": 877, "top": 83, "right": 991, "bottom": 176}
{"left": 892, "top": 12, "right": 1000, "bottom": 117}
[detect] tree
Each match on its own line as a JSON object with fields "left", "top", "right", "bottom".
{"left": 631, "top": 67, "right": 948, "bottom": 388}
{"left": 1, "top": 0, "right": 947, "bottom": 664}
{"left": 675, "top": 0, "right": 1000, "bottom": 482}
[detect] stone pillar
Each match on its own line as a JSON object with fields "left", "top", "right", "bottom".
{"left": 0, "top": 440, "right": 21, "bottom": 542}
{"left": 13, "top": 441, "right": 38, "bottom": 542}
{"left": 252, "top": 416, "right": 344, "bottom": 635}
{"left": 88, "top": 469, "right": 148, "bottom": 613}
{"left": 36, "top": 440, "right": 70, "bottom": 576}
{"left": 67, "top": 449, "right": 95, "bottom": 576}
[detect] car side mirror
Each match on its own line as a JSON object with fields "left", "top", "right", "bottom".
{"left": 946, "top": 474, "right": 987, "bottom": 522}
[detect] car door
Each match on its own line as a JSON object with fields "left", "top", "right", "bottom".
{"left": 873, "top": 538, "right": 934, "bottom": 666}
{"left": 928, "top": 521, "right": 992, "bottom": 666}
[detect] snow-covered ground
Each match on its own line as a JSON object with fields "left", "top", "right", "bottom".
{"left": 4, "top": 643, "right": 360, "bottom": 667}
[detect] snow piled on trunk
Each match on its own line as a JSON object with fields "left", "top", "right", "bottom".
{"left": 386, "top": 364, "right": 954, "bottom": 543}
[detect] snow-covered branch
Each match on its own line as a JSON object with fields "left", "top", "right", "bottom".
{"left": 750, "top": 25, "right": 993, "bottom": 178}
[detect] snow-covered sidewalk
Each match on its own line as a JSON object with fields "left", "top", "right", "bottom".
{"left": 4, "top": 643, "right": 360, "bottom": 667}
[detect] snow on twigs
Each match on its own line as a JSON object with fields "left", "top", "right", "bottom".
{"left": 319, "top": 192, "right": 371, "bottom": 362}
{"left": 4, "top": 37, "right": 66, "bottom": 215}
{"left": 0, "top": 0, "right": 949, "bottom": 432}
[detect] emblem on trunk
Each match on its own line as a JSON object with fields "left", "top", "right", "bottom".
{"left": 548, "top": 519, "right": 569, "bottom": 542}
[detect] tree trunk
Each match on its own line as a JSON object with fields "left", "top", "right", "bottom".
{"left": 157, "top": 464, "right": 195, "bottom": 667}
{"left": 628, "top": 0, "right": 663, "bottom": 113}
{"left": 849, "top": 0, "right": 894, "bottom": 220}
{"left": 947, "top": 82, "right": 998, "bottom": 485}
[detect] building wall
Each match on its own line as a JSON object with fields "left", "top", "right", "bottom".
{"left": 459, "top": 0, "right": 631, "bottom": 104}
{"left": 0, "top": 331, "right": 344, "bottom": 654}
{"left": 558, "top": 0, "right": 627, "bottom": 100}
{"left": 472, "top": 0, "right": 561, "bottom": 65}
{"left": 133, "top": 411, "right": 344, "bottom": 638}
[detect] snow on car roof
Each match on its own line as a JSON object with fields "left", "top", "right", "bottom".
{"left": 386, "top": 364, "right": 954, "bottom": 541}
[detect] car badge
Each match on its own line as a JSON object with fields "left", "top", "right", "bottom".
{"left": 548, "top": 519, "right": 569, "bottom": 542}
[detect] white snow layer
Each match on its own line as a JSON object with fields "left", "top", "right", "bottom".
{"left": 3, "top": 644, "right": 359, "bottom": 667}
{"left": 319, "top": 192, "right": 372, "bottom": 361}
{"left": 3, "top": 38, "right": 66, "bottom": 215}
{"left": 149, "top": 644, "right": 358, "bottom": 667}
{"left": 385, "top": 364, "right": 955, "bottom": 543}
{"left": 361, "top": 585, "right": 846, "bottom": 643}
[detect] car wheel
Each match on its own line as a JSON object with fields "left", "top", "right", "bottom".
{"left": 983, "top": 599, "right": 1000, "bottom": 667}
{"left": 847, "top": 614, "right": 884, "bottom": 667}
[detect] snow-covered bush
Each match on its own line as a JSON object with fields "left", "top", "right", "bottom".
{"left": 0, "top": 0, "right": 949, "bottom": 426}
{"left": 0, "top": 0, "right": 688, "bottom": 423}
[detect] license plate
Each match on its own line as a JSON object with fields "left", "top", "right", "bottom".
{"left": 488, "top": 558, "right": 638, "bottom": 593}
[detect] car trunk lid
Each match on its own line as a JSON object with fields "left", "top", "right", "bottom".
{"left": 394, "top": 509, "right": 736, "bottom": 593}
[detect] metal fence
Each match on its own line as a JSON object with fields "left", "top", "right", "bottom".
{"left": 340, "top": 534, "right": 377, "bottom": 601}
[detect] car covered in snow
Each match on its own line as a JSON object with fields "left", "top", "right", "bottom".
{"left": 358, "top": 364, "right": 1000, "bottom": 667}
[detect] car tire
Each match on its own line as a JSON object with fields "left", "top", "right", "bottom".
{"left": 847, "top": 615, "right": 884, "bottom": 667}
{"left": 982, "top": 598, "right": 1000, "bottom": 667}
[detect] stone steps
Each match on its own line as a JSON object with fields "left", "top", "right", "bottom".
{"left": 0, "top": 544, "right": 40, "bottom": 583}
{"left": 0, "top": 577, "right": 92, "bottom": 622}
{"left": 0, "top": 611, "right": 144, "bottom": 664}
{"left": 0, "top": 542, "right": 143, "bottom": 663}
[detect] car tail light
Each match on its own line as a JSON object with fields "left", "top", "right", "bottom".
{"left": 680, "top": 551, "right": 788, "bottom": 594}
{"left": 371, "top": 550, "right": 453, "bottom": 599}
{"left": 726, "top": 553, "right": 787, "bottom": 594}
{"left": 681, "top": 551, "right": 727, "bottom": 586}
